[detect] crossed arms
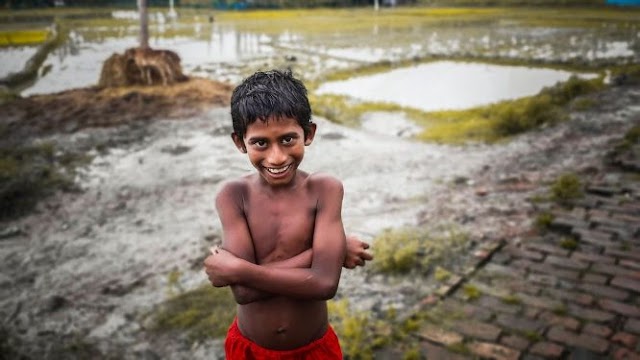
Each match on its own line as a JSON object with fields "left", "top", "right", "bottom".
{"left": 203, "top": 178, "right": 372, "bottom": 304}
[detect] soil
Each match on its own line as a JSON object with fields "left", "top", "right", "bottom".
{"left": 0, "top": 79, "right": 639, "bottom": 359}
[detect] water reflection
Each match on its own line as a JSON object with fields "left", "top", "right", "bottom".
{"left": 21, "top": 26, "right": 273, "bottom": 95}
{"left": 316, "top": 61, "right": 596, "bottom": 112}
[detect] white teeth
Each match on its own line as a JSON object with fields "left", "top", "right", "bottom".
{"left": 267, "top": 165, "right": 290, "bottom": 174}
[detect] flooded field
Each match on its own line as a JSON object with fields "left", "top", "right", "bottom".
{"left": 1, "top": 7, "right": 639, "bottom": 96}
{"left": 1, "top": 5, "right": 640, "bottom": 359}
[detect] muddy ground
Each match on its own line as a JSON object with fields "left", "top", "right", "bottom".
{"left": 0, "top": 78, "right": 639, "bottom": 358}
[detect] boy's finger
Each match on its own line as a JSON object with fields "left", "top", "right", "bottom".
{"left": 361, "top": 241, "right": 370, "bottom": 249}
{"left": 210, "top": 246, "right": 219, "bottom": 254}
{"left": 361, "top": 252, "right": 374, "bottom": 260}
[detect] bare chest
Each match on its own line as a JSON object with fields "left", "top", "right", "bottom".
{"left": 245, "top": 191, "right": 317, "bottom": 264}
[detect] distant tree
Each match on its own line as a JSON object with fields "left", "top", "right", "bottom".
{"left": 138, "top": 0, "right": 149, "bottom": 49}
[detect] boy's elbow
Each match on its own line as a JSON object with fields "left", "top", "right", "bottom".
{"left": 316, "top": 279, "right": 339, "bottom": 300}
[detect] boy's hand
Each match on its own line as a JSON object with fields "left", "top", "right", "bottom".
{"left": 344, "top": 235, "right": 373, "bottom": 269}
{"left": 204, "top": 247, "right": 242, "bottom": 287}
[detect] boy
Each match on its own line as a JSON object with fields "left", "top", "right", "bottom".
{"left": 204, "top": 69, "right": 372, "bottom": 359}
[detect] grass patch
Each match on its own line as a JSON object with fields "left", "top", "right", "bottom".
{"left": 434, "top": 266, "right": 453, "bottom": 282}
{"left": 150, "top": 284, "right": 236, "bottom": 342}
{"left": 462, "top": 284, "right": 481, "bottom": 301}
{"left": 559, "top": 236, "right": 579, "bottom": 250}
{"left": 550, "top": 173, "right": 583, "bottom": 206}
{"left": 0, "top": 142, "right": 84, "bottom": 219}
{"left": 501, "top": 294, "right": 522, "bottom": 305}
{"left": 371, "top": 226, "right": 469, "bottom": 275}
{"left": 0, "top": 29, "right": 49, "bottom": 46}
{"left": 534, "top": 211, "right": 555, "bottom": 231}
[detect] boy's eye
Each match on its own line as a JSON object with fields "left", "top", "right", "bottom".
{"left": 254, "top": 140, "right": 267, "bottom": 148}
{"left": 282, "top": 136, "right": 294, "bottom": 145}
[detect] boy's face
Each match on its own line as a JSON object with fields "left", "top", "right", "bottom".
{"left": 232, "top": 116, "right": 316, "bottom": 187}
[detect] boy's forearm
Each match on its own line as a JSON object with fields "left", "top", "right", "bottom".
{"left": 230, "top": 249, "right": 313, "bottom": 304}
{"left": 233, "top": 260, "right": 340, "bottom": 300}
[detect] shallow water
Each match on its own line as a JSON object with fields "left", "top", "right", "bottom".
{"left": 316, "top": 61, "right": 597, "bottom": 111}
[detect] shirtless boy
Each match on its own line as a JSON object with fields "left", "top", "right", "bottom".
{"left": 204, "top": 69, "right": 372, "bottom": 359}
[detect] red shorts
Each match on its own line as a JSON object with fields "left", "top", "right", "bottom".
{"left": 224, "top": 319, "right": 342, "bottom": 360}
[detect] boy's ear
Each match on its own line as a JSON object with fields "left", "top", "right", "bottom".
{"left": 231, "top": 133, "right": 247, "bottom": 153}
{"left": 304, "top": 123, "right": 317, "bottom": 146}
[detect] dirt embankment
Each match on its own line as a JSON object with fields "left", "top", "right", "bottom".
{"left": 0, "top": 77, "right": 233, "bottom": 141}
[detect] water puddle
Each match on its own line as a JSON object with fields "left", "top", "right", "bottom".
{"left": 316, "top": 61, "right": 597, "bottom": 112}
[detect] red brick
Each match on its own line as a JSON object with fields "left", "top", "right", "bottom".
{"left": 518, "top": 293, "right": 564, "bottom": 311}
{"left": 545, "top": 288, "right": 593, "bottom": 306}
{"left": 528, "top": 262, "right": 580, "bottom": 281}
{"left": 496, "top": 314, "right": 545, "bottom": 333}
{"left": 613, "top": 347, "right": 640, "bottom": 360}
{"left": 452, "top": 321, "right": 502, "bottom": 342}
{"left": 592, "top": 263, "right": 640, "bottom": 279}
{"left": 546, "top": 255, "right": 589, "bottom": 270}
{"left": 611, "top": 332, "right": 638, "bottom": 348}
{"left": 525, "top": 243, "right": 569, "bottom": 257}
{"left": 530, "top": 341, "right": 565, "bottom": 358}
{"left": 606, "top": 248, "right": 640, "bottom": 262}
{"left": 538, "top": 312, "right": 581, "bottom": 331}
{"left": 468, "top": 341, "right": 520, "bottom": 360}
{"left": 579, "top": 283, "right": 630, "bottom": 301}
{"left": 420, "top": 342, "right": 468, "bottom": 360}
{"left": 567, "top": 303, "right": 616, "bottom": 323}
{"left": 500, "top": 334, "right": 530, "bottom": 351}
{"left": 612, "top": 276, "right": 640, "bottom": 293}
{"left": 581, "top": 273, "right": 609, "bottom": 285}
{"left": 417, "top": 325, "right": 463, "bottom": 346}
{"left": 599, "top": 299, "right": 640, "bottom": 317}
{"left": 547, "top": 326, "right": 609, "bottom": 354}
{"left": 571, "top": 251, "right": 616, "bottom": 264}
{"left": 503, "top": 245, "right": 545, "bottom": 261}
{"left": 478, "top": 296, "right": 521, "bottom": 315}
{"left": 625, "top": 318, "right": 640, "bottom": 335}
{"left": 582, "top": 323, "right": 613, "bottom": 338}
{"left": 620, "top": 259, "right": 640, "bottom": 271}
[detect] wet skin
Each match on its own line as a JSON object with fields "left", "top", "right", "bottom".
{"left": 204, "top": 116, "right": 363, "bottom": 350}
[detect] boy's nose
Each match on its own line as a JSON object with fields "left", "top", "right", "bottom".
{"left": 266, "top": 146, "right": 287, "bottom": 166}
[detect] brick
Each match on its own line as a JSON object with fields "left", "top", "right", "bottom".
{"left": 524, "top": 307, "right": 542, "bottom": 319}
{"left": 582, "top": 323, "right": 613, "bottom": 338}
{"left": 417, "top": 325, "right": 463, "bottom": 346}
{"left": 420, "top": 342, "right": 468, "bottom": 360}
{"left": 611, "top": 332, "right": 638, "bottom": 348}
{"left": 500, "top": 334, "right": 530, "bottom": 351}
{"left": 503, "top": 245, "right": 545, "bottom": 261}
{"left": 545, "top": 288, "right": 593, "bottom": 306}
{"left": 586, "top": 185, "right": 621, "bottom": 196}
{"left": 625, "top": 318, "right": 640, "bottom": 335}
{"left": 612, "top": 276, "right": 640, "bottom": 293}
{"left": 525, "top": 243, "right": 569, "bottom": 257}
{"left": 599, "top": 299, "right": 640, "bottom": 317}
{"left": 579, "top": 283, "right": 630, "bottom": 301}
{"left": 538, "top": 311, "right": 581, "bottom": 331}
{"left": 613, "top": 348, "right": 640, "bottom": 360}
{"left": 530, "top": 341, "right": 565, "bottom": 358}
{"left": 468, "top": 341, "right": 520, "bottom": 360}
{"left": 592, "top": 263, "right": 640, "bottom": 279}
{"left": 452, "top": 321, "right": 502, "bottom": 342}
{"left": 528, "top": 273, "right": 559, "bottom": 287}
{"left": 547, "top": 326, "right": 609, "bottom": 353}
{"left": 546, "top": 255, "right": 589, "bottom": 271}
{"left": 581, "top": 273, "right": 609, "bottom": 285}
{"left": 484, "top": 263, "right": 527, "bottom": 278}
{"left": 571, "top": 251, "right": 616, "bottom": 264}
{"left": 496, "top": 314, "right": 545, "bottom": 333}
{"left": 597, "top": 225, "right": 634, "bottom": 241}
{"left": 551, "top": 216, "right": 589, "bottom": 234}
{"left": 528, "top": 262, "right": 580, "bottom": 281}
{"left": 518, "top": 293, "right": 564, "bottom": 311}
{"left": 574, "top": 227, "right": 612, "bottom": 241}
{"left": 620, "top": 259, "right": 640, "bottom": 271}
{"left": 567, "top": 303, "right": 616, "bottom": 323}
{"left": 478, "top": 296, "right": 521, "bottom": 315}
{"left": 607, "top": 248, "right": 640, "bottom": 262}
{"left": 591, "top": 215, "right": 632, "bottom": 230}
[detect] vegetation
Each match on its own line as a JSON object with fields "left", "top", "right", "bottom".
{"left": 559, "top": 236, "right": 579, "bottom": 250}
{"left": 550, "top": 173, "right": 583, "bottom": 206}
{"left": 0, "top": 142, "right": 84, "bottom": 219}
{"left": 371, "top": 226, "right": 469, "bottom": 274}
{"left": 534, "top": 211, "right": 555, "bottom": 231}
{"left": 461, "top": 283, "right": 481, "bottom": 300}
{"left": 151, "top": 284, "right": 236, "bottom": 342}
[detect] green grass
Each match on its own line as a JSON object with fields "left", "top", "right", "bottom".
{"left": 150, "top": 284, "right": 236, "bottom": 342}
{"left": 0, "top": 29, "right": 49, "bottom": 46}
{"left": 550, "top": 173, "right": 583, "bottom": 206}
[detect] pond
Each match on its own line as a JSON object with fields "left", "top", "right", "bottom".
{"left": 315, "top": 61, "right": 598, "bottom": 112}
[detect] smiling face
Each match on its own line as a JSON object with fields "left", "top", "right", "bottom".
{"left": 232, "top": 116, "right": 316, "bottom": 187}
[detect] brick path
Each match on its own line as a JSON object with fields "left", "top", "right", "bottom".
{"left": 408, "top": 138, "right": 640, "bottom": 359}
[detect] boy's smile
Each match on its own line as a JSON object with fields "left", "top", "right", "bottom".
{"left": 232, "top": 116, "right": 316, "bottom": 187}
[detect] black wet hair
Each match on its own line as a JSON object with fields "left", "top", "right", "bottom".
{"left": 230, "top": 69, "right": 312, "bottom": 139}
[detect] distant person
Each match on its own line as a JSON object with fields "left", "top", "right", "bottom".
{"left": 204, "top": 69, "right": 372, "bottom": 359}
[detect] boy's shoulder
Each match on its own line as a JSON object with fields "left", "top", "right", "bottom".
{"left": 306, "top": 172, "right": 344, "bottom": 200}
{"left": 215, "top": 176, "right": 252, "bottom": 202}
